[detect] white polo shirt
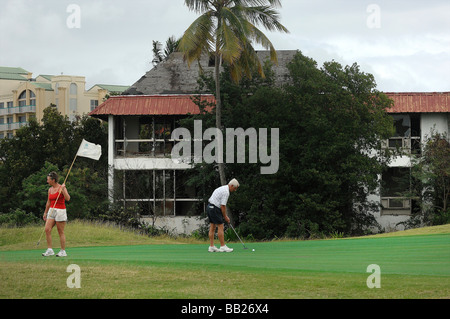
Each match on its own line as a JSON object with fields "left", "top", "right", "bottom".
{"left": 208, "top": 185, "right": 230, "bottom": 208}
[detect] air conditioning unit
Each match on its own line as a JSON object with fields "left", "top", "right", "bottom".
{"left": 381, "top": 197, "right": 411, "bottom": 209}
{"left": 381, "top": 197, "right": 411, "bottom": 215}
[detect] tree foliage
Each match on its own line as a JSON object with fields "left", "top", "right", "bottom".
{"left": 406, "top": 131, "right": 450, "bottom": 227}
{"left": 186, "top": 51, "right": 395, "bottom": 238}
{"left": 152, "top": 36, "right": 180, "bottom": 66}
{"left": 0, "top": 107, "right": 108, "bottom": 219}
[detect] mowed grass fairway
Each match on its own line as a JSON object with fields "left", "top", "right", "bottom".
{"left": 1, "top": 221, "right": 449, "bottom": 299}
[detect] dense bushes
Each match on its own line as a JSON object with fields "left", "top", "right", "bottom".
{"left": 0, "top": 208, "right": 40, "bottom": 227}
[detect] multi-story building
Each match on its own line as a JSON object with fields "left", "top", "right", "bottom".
{"left": 90, "top": 52, "right": 449, "bottom": 234}
{"left": 90, "top": 51, "right": 297, "bottom": 234}
{"left": 375, "top": 92, "right": 449, "bottom": 231}
{"left": 0, "top": 66, "right": 129, "bottom": 138}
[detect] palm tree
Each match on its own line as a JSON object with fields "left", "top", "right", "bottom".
{"left": 152, "top": 40, "right": 164, "bottom": 66}
{"left": 152, "top": 36, "right": 181, "bottom": 66}
{"left": 164, "top": 36, "right": 180, "bottom": 58}
{"left": 178, "top": 0, "right": 289, "bottom": 186}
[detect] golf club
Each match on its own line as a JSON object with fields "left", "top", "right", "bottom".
{"left": 228, "top": 223, "right": 248, "bottom": 250}
{"left": 36, "top": 227, "right": 46, "bottom": 246}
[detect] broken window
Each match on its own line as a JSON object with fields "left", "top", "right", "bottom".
{"left": 380, "top": 167, "right": 411, "bottom": 215}
{"left": 114, "top": 169, "right": 202, "bottom": 217}
{"left": 139, "top": 117, "right": 153, "bottom": 153}
{"left": 386, "top": 114, "right": 421, "bottom": 154}
{"left": 392, "top": 114, "right": 411, "bottom": 138}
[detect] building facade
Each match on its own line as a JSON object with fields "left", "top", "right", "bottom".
{"left": 90, "top": 52, "right": 449, "bottom": 234}
{"left": 374, "top": 92, "right": 450, "bottom": 231}
{"left": 0, "top": 66, "right": 129, "bottom": 138}
{"left": 90, "top": 94, "right": 215, "bottom": 234}
{"left": 90, "top": 51, "right": 297, "bottom": 234}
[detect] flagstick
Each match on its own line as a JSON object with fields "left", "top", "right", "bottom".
{"left": 36, "top": 154, "right": 78, "bottom": 247}
{"left": 62, "top": 154, "right": 78, "bottom": 187}
{"left": 52, "top": 153, "right": 77, "bottom": 207}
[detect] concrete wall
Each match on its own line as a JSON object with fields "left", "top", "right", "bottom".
{"left": 421, "top": 113, "right": 449, "bottom": 140}
{"left": 141, "top": 216, "right": 207, "bottom": 235}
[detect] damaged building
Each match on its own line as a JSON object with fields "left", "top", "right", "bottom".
{"left": 89, "top": 51, "right": 297, "bottom": 233}
{"left": 89, "top": 51, "right": 449, "bottom": 234}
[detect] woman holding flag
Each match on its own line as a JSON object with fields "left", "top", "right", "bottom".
{"left": 42, "top": 171, "right": 71, "bottom": 257}
{"left": 39, "top": 139, "right": 101, "bottom": 256}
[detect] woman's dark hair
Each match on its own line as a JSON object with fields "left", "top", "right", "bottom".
{"left": 47, "top": 171, "right": 59, "bottom": 182}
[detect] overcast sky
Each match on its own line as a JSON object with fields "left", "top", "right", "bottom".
{"left": 1, "top": 0, "right": 449, "bottom": 93}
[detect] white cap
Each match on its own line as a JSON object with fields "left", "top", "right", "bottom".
{"left": 228, "top": 178, "right": 240, "bottom": 187}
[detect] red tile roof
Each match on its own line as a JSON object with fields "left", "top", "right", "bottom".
{"left": 89, "top": 94, "right": 215, "bottom": 118}
{"left": 385, "top": 92, "right": 450, "bottom": 113}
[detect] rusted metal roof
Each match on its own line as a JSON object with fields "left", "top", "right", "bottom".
{"left": 385, "top": 92, "right": 450, "bottom": 113}
{"left": 89, "top": 94, "right": 215, "bottom": 119}
{"left": 89, "top": 92, "right": 449, "bottom": 119}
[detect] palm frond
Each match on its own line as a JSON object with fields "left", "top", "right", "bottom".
{"left": 164, "top": 36, "right": 180, "bottom": 58}
{"left": 234, "top": 0, "right": 282, "bottom": 8}
{"left": 217, "top": 21, "right": 243, "bottom": 64}
{"left": 152, "top": 41, "right": 164, "bottom": 66}
{"left": 184, "top": 0, "right": 211, "bottom": 13}
{"left": 243, "top": 19, "right": 277, "bottom": 63}
{"left": 238, "top": 5, "right": 289, "bottom": 33}
{"left": 178, "top": 12, "right": 215, "bottom": 65}
{"left": 218, "top": 7, "right": 248, "bottom": 64}
{"left": 228, "top": 46, "right": 266, "bottom": 83}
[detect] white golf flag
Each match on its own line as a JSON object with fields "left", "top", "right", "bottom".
{"left": 77, "top": 139, "right": 102, "bottom": 160}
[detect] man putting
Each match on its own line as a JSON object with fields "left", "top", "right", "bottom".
{"left": 207, "top": 178, "right": 239, "bottom": 253}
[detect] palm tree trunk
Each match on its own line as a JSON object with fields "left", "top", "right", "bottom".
{"left": 215, "top": 50, "right": 234, "bottom": 224}
{"left": 215, "top": 47, "right": 227, "bottom": 187}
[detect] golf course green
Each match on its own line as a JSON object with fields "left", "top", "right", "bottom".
{"left": 1, "top": 222, "right": 449, "bottom": 300}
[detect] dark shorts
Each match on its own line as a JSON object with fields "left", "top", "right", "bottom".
{"left": 207, "top": 203, "right": 224, "bottom": 225}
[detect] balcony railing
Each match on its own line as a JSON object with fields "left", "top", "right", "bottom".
{"left": 0, "top": 105, "right": 36, "bottom": 116}
{"left": 115, "top": 139, "right": 177, "bottom": 158}
{"left": 382, "top": 137, "right": 421, "bottom": 155}
{"left": 0, "top": 121, "right": 29, "bottom": 131}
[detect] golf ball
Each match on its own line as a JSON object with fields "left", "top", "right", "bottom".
{"left": 252, "top": 249, "right": 255, "bottom": 252}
